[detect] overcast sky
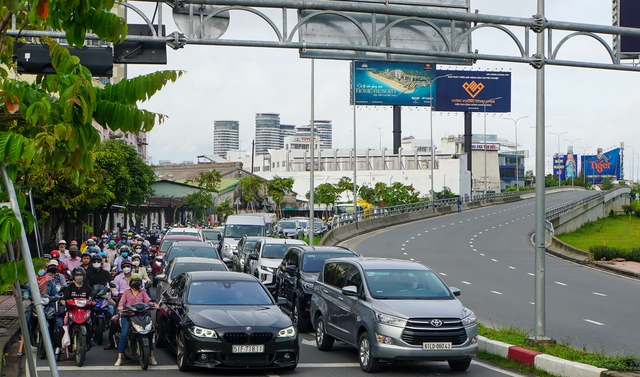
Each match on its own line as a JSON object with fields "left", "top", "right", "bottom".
{"left": 127, "top": 0, "right": 638, "bottom": 178}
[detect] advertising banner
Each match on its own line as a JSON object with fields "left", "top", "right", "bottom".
{"left": 582, "top": 148, "right": 621, "bottom": 183}
{"left": 553, "top": 154, "right": 566, "bottom": 181}
{"left": 351, "top": 61, "right": 437, "bottom": 106}
{"left": 434, "top": 70, "right": 511, "bottom": 112}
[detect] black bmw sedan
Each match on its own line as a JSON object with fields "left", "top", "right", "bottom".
{"left": 155, "top": 271, "right": 299, "bottom": 371}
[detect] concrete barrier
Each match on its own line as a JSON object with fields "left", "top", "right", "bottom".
{"left": 534, "top": 354, "right": 606, "bottom": 377}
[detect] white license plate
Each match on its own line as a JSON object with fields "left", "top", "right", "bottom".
{"left": 422, "top": 342, "right": 452, "bottom": 350}
{"left": 232, "top": 345, "right": 264, "bottom": 353}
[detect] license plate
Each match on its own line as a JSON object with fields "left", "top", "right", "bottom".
{"left": 232, "top": 345, "right": 264, "bottom": 353}
{"left": 422, "top": 342, "right": 452, "bottom": 350}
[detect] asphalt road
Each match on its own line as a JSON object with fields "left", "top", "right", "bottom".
{"left": 342, "top": 190, "right": 640, "bottom": 357}
{"left": 32, "top": 331, "right": 526, "bottom": 376}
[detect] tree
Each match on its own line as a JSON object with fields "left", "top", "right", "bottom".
{"left": 358, "top": 184, "right": 377, "bottom": 204}
{"left": 267, "top": 176, "right": 294, "bottom": 217}
{"left": 0, "top": 1, "right": 181, "bottom": 292}
{"left": 307, "top": 183, "right": 339, "bottom": 218}
{"left": 433, "top": 186, "right": 456, "bottom": 200}
{"left": 185, "top": 171, "right": 221, "bottom": 221}
{"left": 525, "top": 170, "right": 535, "bottom": 186}
{"left": 239, "top": 175, "right": 266, "bottom": 211}
{"left": 215, "top": 199, "right": 235, "bottom": 223}
{"left": 601, "top": 177, "right": 614, "bottom": 190}
{"left": 545, "top": 174, "right": 559, "bottom": 187}
{"left": 336, "top": 176, "right": 357, "bottom": 201}
{"left": 381, "top": 182, "right": 421, "bottom": 206}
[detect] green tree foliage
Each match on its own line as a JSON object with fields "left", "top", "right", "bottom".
{"left": 306, "top": 183, "right": 339, "bottom": 218}
{"left": 0, "top": 0, "right": 182, "bottom": 292}
{"left": 433, "top": 186, "right": 456, "bottom": 200}
{"left": 601, "top": 177, "right": 614, "bottom": 190}
{"left": 267, "top": 176, "right": 294, "bottom": 216}
{"left": 185, "top": 171, "right": 221, "bottom": 221}
{"left": 358, "top": 184, "right": 377, "bottom": 204}
{"left": 545, "top": 174, "right": 559, "bottom": 187}
{"left": 215, "top": 199, "right": 235, "bottom": 223}
{"left": 336, "top": 176, "right": 357, "bottom": 201}
{"left": 239, "top": 175, "right": 266, "bottom": 211}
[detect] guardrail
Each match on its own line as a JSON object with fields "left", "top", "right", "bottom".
{"left": 544, "top": 192, "right": 605, "bottom": 220}
{"left": 330, "top": 191, "right": 522, "bottom": 229}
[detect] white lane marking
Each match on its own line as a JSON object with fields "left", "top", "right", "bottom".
{"left": 528, "top": 273, "right": 535, "bottom": 276}
{"left": 555, "top": 281, "right": 567, "bottom": 286}
{"left": 467, "top": 219, "right": 471, "bottom": 221}
{"left": 474, "top": 217, "right": 478, "bottom": 219}
{"left": 417, "top": 233, "right": 421, "bottom": 236}
{"left": 402, "top": 244, "right": 406, "bottom": 246}
{"left": 478, "top": 232, "right": 483, "bottom": 234}
{"left": 481, "top": 215, "right": 485, "bottom": 218}
{"left": 491, "top": 291, "right": 503, "bottom": 295}
{"left": 410, "top": 258, "right": 415, "bottom": 261}
{"left": 459, "top": 221, "right": 463, "bottom": 223}
{"left": 439, "top": 272, "right": 447, "bottom": 276}
{"left": 401, "top": 248, "right": 405, "bottom": 251}
{"left": 469, "top": 241, "right": 473, "bottom": 244}
{"left": 462, "top": 281, "right": 471, "bottom": 285}
{"left": 529, "top": 302, "right": 535, "bottom": 305}
{"left": 491, "top": 259, "right": 498, "bottom": 262}
{"left": 451, "top": 223, "right": 455, "bottom": 225}
{"left": 508, "top": 266, "right": 516, "bottom": 269}
{"left": 41, "top": 366, "right": 181, "bottom": 371}
{"left": 492, "top": 226, "right": 496, "bottom": 229}
{"left": 592, "top": 292, "right": 608, "bottom": 297}
{"left": 403, "top": 252, "right": 407, "bottom": 255}
{"left": 473, "top": 249, "right": 477, "bottom": 252}
{"left": 441, "top": 225, "right": 446, "bottom": 228}
{"left": 485, "top": 229, "right": 489, "bottom": 231}
{"left": 405, "top": 240, "right": 409, "bottom": 242}
{"left": 411, "top": 236, "right": 415, "bottom": 239}
{"left": 584, "top": 319, "right": 605, "bottom": 326}
{"left": 498, "top": 224, "right": 502, "bottom": 227}
{"left": 480, "top": 253, "right": 485, "bottom": 256}
{"left": 433, "top": 227, "right": 438, "bottom": 230}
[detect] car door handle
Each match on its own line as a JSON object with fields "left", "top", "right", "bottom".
{"left": 322, "top": 289, "right": 328, "bottom": 294}
{"left": 338, "top": 296, "right": 344, "bottom": 301}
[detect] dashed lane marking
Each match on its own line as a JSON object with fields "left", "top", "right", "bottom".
{"left": 592, "top": 292, "right": 607, "bottom": 297}
{"left": 491, "top": 291, "right": 503, "bottom": 295}
{"left": 584, "top": 319, "right": 605, "bottom": 326}
{"left": 555, "top": 281, "right": 567, "bottom": 286}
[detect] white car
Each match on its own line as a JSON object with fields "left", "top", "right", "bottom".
{"left": 247, "top": 238, "right": 307, "bottom": 293}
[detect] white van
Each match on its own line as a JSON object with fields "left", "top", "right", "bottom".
{"left": 220, "top": 215, "right": 266, "bottom": 259}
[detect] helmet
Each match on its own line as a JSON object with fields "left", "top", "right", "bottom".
{"left": 120, "top": 245, "right": 130, "bottom": 253}
{"left": 87, "top": 239, "right": 96, "bottom": 246}
{"left": 121, "top": 260, "right": 133, "bottom": 268}
{"left": 43, "top": 254, "right": 51, "bottom": 260}
{"left": 70, "top": 240, "right": 78, "bottom": 246}
{"left": 131, "top": 254, "right": 141, "bottom": 260}
{"left": 87, "top": 246, "right": 100, "bottom": 253}
{"left": 108, "top": 241, "right": 116, "bottom": 247}
{"left": 58, "top": 240, "right": 67, "bottom": 245}
{"left": 50, "top": 250, "right": 60, "bottom": 259}
{"left": 71, "top": 267, "right": 86, "bottom": 277}
{"left": 90, "top": 254, "right": 102, "bottom": 263}
{"left": 100, "top": 252, "right": 107, "bottom": 258}
{"left": 81, "top": 252, "right": 91, "bottom": 258}
{"left": 47, "top": 260, "right": 59, "bottom": 267}
{"left": 130, "top": 274, "right": 142, "bottom": 282}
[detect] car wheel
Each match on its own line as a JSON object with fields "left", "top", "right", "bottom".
{"left": 358, "top": 332, "right": 380, "bottom": 373}
{"left": 314, "top": 315, "right": 334, "bottom": 351}
{"left": 293, "top": 298, "right": 311, "bottom": 333}
{"left": 176, "top": 331, "right": 190, "bottom": 371}
{"left": 448, "top": 358, "right": 472, "bottom": 371}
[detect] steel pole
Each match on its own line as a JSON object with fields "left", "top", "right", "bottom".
{"left": 309, "top": 59, "right": 315, "bottom": 246}
{"left": 504, "top": 116, "right": 529, "bottom": 190}
{"left": 533, "top": 0, "right": 549, "bottom": 341}
{"left": 428, "top": 74, "right": 451, "bottom": 205}
{"left": 627, "top": 146, "right": 635, "bottom": 182}
{"left": 483, "top": 104, "right": 487, "bottom": 196}
{"left": 353, "top": 78, "right": 358, "bottom": 226}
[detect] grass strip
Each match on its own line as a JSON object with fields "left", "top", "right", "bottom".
{"left": 556, "top": 215, "right": 640, "bottom": 251}
{"left": 478, "top": 323, "right": 640, "bottom": 371}
{"left": 477, "top": 351, "right": 559, "bottom": 377}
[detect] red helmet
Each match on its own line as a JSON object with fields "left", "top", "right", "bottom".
{"left": 50, "top": 250, "right": 60, "bottom": 259}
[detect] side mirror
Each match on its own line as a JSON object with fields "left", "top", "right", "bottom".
{"left": 342, "top": 285, "right": 358, "bottom": 296}
{"left": 156, "top": 274, "right": 168, "bottom": 282}
{"left": 217, "top": 234, "right": 222, "bottom": 240}
{"left": 223, "top": 258, "right": 234, "bottom": 269}
{"left": 285, "top": 265, "right": 297, "bottom": 273}
{"left": 449, "top": 287, "right": 461, "bottom": 297}
{"left": 109, "top": 282, "right": 116, "bottom": 288}
{"left": 276, "top": 297, "right": 288, "bottom": 306}
{"left": 232, "top": 250, "right": 238, "bottom": 256}
{"left": 248, "top": 253, "right": 258, "bottom": 261}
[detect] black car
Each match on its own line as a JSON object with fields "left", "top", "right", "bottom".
{"left": 155, "top": 257, "right": 228, "bottom": 300}
{"left": 162, "top": 240, "right": 232, "bottom": 271}
{"left": 275, "top": 245, "right": 358, "bottom": 332}
{"left": 155, "top": 271, "right": 299, "bottom": 371}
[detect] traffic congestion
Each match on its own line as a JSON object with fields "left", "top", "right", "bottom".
{"left": 23, "top": 215, "right": 477, "bottom": 373}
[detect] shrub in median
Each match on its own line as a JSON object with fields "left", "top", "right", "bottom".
{"left": 590, "top": 245, "right": 640, "bottom": 262}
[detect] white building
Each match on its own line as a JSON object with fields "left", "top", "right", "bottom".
{"left": 213, "top": 120, "right": 240, "bottom": 158}
{"left": 255, "top": 113, "right": 281, "bottom": 155}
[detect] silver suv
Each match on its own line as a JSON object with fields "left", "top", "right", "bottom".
{"left": 310, "top": 257, "right": 477, "bottom": 372}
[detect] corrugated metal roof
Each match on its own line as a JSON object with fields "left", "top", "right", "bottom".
{"left": 150, "top": 179, "right": 239, "bottom": 198}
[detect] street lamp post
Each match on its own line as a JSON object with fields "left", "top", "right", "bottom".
{"left": 549, "top": 131, "right": 568, "bottom": 185}
{"left": 564, "top": 138, "right": 580, "bottom": 186}
{"left": 375, "top": 127, "right": 381, "bottom": 150}
{"left": 428, "top": 73, "right": 451, "bottom": 205}
{"left": 504, "top": 116, "right": 529, "bottom": 191}
{"left": 627, "top": 146, "right": 635, "bottom": 183}
{"left": 482, "top": 96, "right": 502, "bottom": 195}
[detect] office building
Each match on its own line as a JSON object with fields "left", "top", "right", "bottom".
{"left": 255, "top": 113, "right": 281, "bottom": 155}
{"left": 213, "top": 120, "right": 240, "bottom": 158}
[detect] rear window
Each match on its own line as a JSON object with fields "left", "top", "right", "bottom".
{"left": 160, "top": 240, "right": 175, "bottom": 252}
{"left": 201, "top": 230, "right": 222, "bottom": 241}
{"left": 171, "top": 262, "right": 226, "bottom": 279}
{"left": 188, "top": 281, "right": 272, "bottom": 305}
{"left": 225, "top": 224, "right": 264, "bottom": 238}
{"left": 167, "top": 247, "right": 220, "bottom": 263}
{"left": 302, "top": 253, "right": 352, "bottom": 273}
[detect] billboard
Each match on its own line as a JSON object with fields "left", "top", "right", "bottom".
{"left": 434, "top": 70, "right": 511, "bottom": 112}
{"left": 582, "top": 148, "right": 621, "bottom": 183}
{"left": 552, "top": 152, "right": 579, "bottom": 181}
{"left": 615, "top": 0, "right": 640, "bottom": 57}
{"left": 351, "top": 61, "right": 437, "bottom": 106}
{"left": 299, "top": 0, "right": 471, "bottom": 64}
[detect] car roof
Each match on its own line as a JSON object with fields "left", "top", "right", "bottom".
{"left": 326, "top": 256, "right": 430, "bottom": 270}
{"left": 242, "top": 236, "right": 263, "bottom": 241}
{"left": 256, "top": 238, "right": 306, "bottom": 245}
{"left": 186, "top": 271, "right": 258, "bottom": 281}
{"left": 169, "top": 241, "right": 214, "bottom": 247}
{"left": 291, "top": 245, "right": 353, "bottom": 253}
{"left": 162, "top": 234, "right": 201, "bottom": 241}
{"left": 170, "top": 257, "right": 225, "bottom": 265}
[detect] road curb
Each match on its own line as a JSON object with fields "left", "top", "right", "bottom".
{"left": 0, "top": 317, "right": 22, "bottom": 376}
{"left": 478, "top": 336, "right": 610, "bottom": 377}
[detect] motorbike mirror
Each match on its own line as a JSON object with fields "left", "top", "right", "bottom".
{"left": 109, "top": 282, "right": 116, "bottom": 288}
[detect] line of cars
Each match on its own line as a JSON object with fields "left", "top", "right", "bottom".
{"left": 150, "top": 216, "right": 478, "bottom": 373}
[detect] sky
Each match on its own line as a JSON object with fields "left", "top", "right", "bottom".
{"left": 126, "top": 0, "right": 639, "bottom": 179}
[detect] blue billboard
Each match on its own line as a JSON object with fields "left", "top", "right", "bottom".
{"left": 582, "top": 148, "right": 621, "bottom": 183}
{"left": 351, "top": 61, "right": 437, "bottom": 106}
{"left": 434, "top": 70, "right": 511, "bottom": 113}
{"left": 553, "top": 152, "right": 579, "bottom": 181}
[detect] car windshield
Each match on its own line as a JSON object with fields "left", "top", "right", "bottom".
{"left": 363, "top": 269, "right": 453, "bottom": 300}
{"left": 241, "top": 241, "right": 258, "bottom": 253}
{"left": 201, "top": 230, "right": 222, "bottom": 241}
{"left": 171, "top": 262, "right": 226, "bottom": 279}
{"left": 160, "top": 240, "right": 175, "bottom": 252}
{"left": 167, "top": 247, "right": 219, "bottom": 263}
{"left": 188, "top": 281, "right": 273, "bottom": 305}
{"left": 225, "top": 224, "right": 264, "bottom": 238}
{"left": 261, "top": 244, "right": 290, "bottom": 259}
{"left": 278, "top": 221, "right": 297, "bottom": 229}
{"left": 302, "top": 253, "right": 347, "bottom": 272}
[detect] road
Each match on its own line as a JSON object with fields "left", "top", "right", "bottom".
{"left": 342, "top": 190, "right": 640, "bottom": 357}
{"left": 32, "top": 332, "right": 525, "bottom": 376}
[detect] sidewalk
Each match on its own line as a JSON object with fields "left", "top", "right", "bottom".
{"left": 0, "top": 293, "right": 27, "bottom": 377}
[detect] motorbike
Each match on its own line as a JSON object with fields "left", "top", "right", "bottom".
{"left": 91, "top": 285, "right": 111, "bottom": 345}
{"left": 63, "top": 297, "right": 94, "bottom": 366}
{"left": 151, "top": 256, "right": 162, "bottom": 287}
{"left": 116, "top": 302, "right": 155, "bottom": 370}
{"left": 27, "top": 294, "right": 59, "bottom": 360}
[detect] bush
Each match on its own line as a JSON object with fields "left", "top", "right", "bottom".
{"left": 591, "top": 245, "right": 640, "bottom": 262}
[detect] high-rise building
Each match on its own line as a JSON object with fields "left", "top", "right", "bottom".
{"left": 214, "top": 120, "right": 240, "bottom": 158}
{"left": 295, "top": 120, "right": 333, "bottom": 149}
{"left": 255, "top": 113, "right": 281, "bottom": 154}
{"left": 280, "top": 124, "right": 296, "bottom": 148}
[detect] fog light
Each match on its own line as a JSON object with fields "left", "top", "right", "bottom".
{"left": 471, "top": 336, "right": 478, "bottom": 344}
{"left": 199, "top": 353, "right": 208, "bottom": 361}
{"left": 376, "top": 333, "right": 394, "bottom": 345}
{"left": 283, "top": 352, "right": 292, "bottom": 360}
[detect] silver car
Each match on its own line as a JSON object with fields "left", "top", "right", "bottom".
{"left": 310, "top": 257, "right": 477, "bottom": 372}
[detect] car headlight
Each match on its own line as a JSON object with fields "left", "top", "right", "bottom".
{"left": 260, "top": 265, "right": 275, "bottom": 273}
{"left": 189, "top": 326, "right": 218, "bottom": 338}
{"left": 302, "top": 281, "right": 315, "bottom": 291}
{"left": 461, "top": 308, "right": 477, "bottom": 326}
{"left": 277, "top": 326, "right": 296, "bottom": 338}
{"left": 375, "top": 312, "right": 407, "bottom": 327}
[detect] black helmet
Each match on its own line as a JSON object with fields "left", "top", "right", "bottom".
{"left": 90, "top": 254, "right": 102, "bottom": 263}
{"left": 72, "top": 267, "right": 86, "bottom": 277}
{"left": 81, "top": 251, "right": 91, "bottom": 258}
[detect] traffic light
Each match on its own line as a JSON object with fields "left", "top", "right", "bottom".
{"left": 16, "top": 43, "right": 114, "bottom": 76}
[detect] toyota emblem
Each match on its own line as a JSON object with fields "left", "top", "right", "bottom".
{"left": 430, "top": 319, "right": 443, "bottom": 328}
{"left": 246, "top": 326, "right": 252, "bottom": 331}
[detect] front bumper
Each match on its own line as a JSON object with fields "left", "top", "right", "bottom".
{"left": 183, "top": 330, "right": 298, "bottom": 369}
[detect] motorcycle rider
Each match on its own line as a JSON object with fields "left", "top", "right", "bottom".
{"left": 49, "top": 250, "right": 68, "bottom": 277}
{"left": 61, "top": 267, "right": 93, "bottom": 304}
{"left": 104, "top": 241, "right": 117, "bottom": 269}
{"left": 131, "top": 254, "right": 152, "bottom": 296}
{"left": 46, "top": 260, "right": 67, "bottom": 291}
{"left": 132, "top": 244, "right": 150, "bottom": 267}
{"left": 113, "top": 246, "right": 132, "bottom": 273}
{"left": 87, "top": 254, "right": 112, "bottom": 288}
{"left": 80, "top": 252, "right": 92, "bottom": 272}
{"left": 57, "top": 240, "right": 69, "bottom": 263}
{"left": 114, "top": 274, "right": 158, "bottom": 366}
{"left": 65, "top": 245, "right": 83, "bottom": 271}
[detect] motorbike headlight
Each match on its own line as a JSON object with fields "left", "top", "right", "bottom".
{"left": 461, "top": 308, "right": 477, "bottom": 326}
{"left": 260, "top": 265, "right": 275, "bottom": 273}
{"left": 375, "top": 312, "right": 407, "bottom": 327}
{"left": 189, "top": 326, "right": 218, "bottom": 339}
{"left": 42, "top": 297, "right": 50, "bottom": 305}
{"left": 277, "top": 326, "right": 296, "bottom": 338}
{"left": 131, "top": 322, "right": 145, "bottom": 332}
